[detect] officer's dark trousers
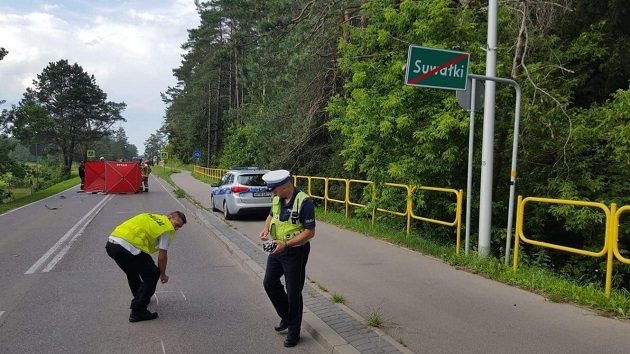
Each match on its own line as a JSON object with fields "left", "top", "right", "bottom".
{"left": 263, "top": 242, "right": 310, "bottom": 338}
{"left": 105, "top": 242, "right": 159, "bottom": 311}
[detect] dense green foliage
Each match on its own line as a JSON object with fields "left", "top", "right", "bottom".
{"left": 165, "top": 1, "right": 629, "bottom": 288}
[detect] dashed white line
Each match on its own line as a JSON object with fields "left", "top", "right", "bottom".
{"left": 153, "top": 293, "right": 159, "bottom": 305}
{"left": 160, "top": 340, "right": 166, "bottom": 354}
{"left": 179, "top": 290, "right": 187, "bottom": 301}
{"left": 0, "top": 311, "right": 5, "bottom": 318}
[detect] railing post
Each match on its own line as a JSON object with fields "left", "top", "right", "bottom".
{"left": 406, "top": 186, "right": 412, "bottom": 236}
{"left": 345, "top": 179, "right": 350, "bottom": 219}
{"left": 513, "top": 195, "right": 523, "bottom": 271}
{"left": 456, "top": 189, "right": 463, "bottom": 256}
{"left": 324, "top": 178, "right": 329, "bottom": 214}
{"left": 606, "top": 203, "right": 617, "bottom": 298}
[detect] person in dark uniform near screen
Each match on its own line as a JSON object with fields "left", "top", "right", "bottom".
{"left": 78, "top": 161, "right": 85, "bottom": 190}
{"left": 259, "top": 170, "right": 316, "bottom": 348}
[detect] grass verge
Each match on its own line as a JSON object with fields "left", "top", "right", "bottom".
{"left": 153, "top": 165, "right": 181, "bottom": 187}
{"left": 331, "top": 293, "right": 346, "bottom": 304}
{"left": 315, "top": 206, "right": 630, "bottom": 319}
{"left": 0, "top": 176, "right": 80, "bottom": 214}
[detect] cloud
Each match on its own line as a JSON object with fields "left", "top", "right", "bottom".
{"left": 0, "top": 1, "right": 199, "bottom": 154}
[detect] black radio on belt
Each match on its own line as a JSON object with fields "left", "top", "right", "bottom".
{"left": 290, "top": 211, "right": 298, "bottom": 224}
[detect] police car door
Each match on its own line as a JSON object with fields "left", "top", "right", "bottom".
{"left": 215, "top": 173, "right": 231, "bottom": 211}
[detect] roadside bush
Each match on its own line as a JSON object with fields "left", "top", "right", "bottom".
{"left": 0, "top": 173, "right": 11, "bottom": 202}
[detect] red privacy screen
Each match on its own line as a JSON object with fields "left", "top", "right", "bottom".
{"left": 84, "top": 161, "right": 141, "bottom": 193}
{"left": 84, "top": 161, "right": 106, "bottom": 192}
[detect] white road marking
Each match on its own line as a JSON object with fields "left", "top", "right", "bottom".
{"left": 0, "top": 311, "right": 5, "bottom": 318}
{"left": 25, "top": 194, "right": 113, "bottom": 274}
{"left": 153, "top": 294, "right": 159, "bottom": 305}
{"left": 160, "top": 340, "right": 166, "bottom": 354}
{"left": 42, "top": 194, "right": 113, "bottom": 272}
{"left": 179, "top": 290, "right": 187, "bottom": 301}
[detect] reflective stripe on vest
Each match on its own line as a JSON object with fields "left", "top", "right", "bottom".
{"left": 111, "top": 213, "right": 175, "bottom": 254}
{"left": 270, "top": 191, "right": 309, "bottom": 242}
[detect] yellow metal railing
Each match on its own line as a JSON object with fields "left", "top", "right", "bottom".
{"left": 612, "top": 204, "right": 630, "bottom": 265}
{"left": 512, "top": 196, "right": 630, "bottom": 298}
{"left": 327, "top": 178, "right": 349, "bottom": 216}
{"left": 292, "top": 177, "right": 463, "bottom": 253}
{"left": 409, "top": 186, "right": 464, "bottom": 255}
{"left": 347, "top": 179, "right": 375, "bottom": 222}
{"left": 193, "top": 166, "right": 228, "bottom": 181}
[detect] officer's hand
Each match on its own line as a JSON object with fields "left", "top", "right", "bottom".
{"left": 271, "top": 241, "right": 285, "bottom": 255}
{"left": 259, "top": 228, "right": 269, "bottom": 241}
{"left": 160, "top": 274, "right": 169, "bottom": 284}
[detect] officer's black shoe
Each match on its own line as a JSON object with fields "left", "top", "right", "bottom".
{"left": 274, "top": 319, "right": 288, "bottom": 332}
{"left": 283, "top": 335, "right": 300, "bottom": 348}
{"left": 129, "top": 310, "right": 158, "bottom": 323}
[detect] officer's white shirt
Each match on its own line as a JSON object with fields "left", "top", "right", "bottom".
{"left": 108, "top": 234, "right": 170, "bottom": 255}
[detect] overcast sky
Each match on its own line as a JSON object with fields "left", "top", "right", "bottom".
{"left": 0, "top": 0, "right": 200, "bottom": 155}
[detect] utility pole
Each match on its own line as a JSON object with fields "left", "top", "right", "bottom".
{"left": 478, "top": 0, "right": 498, "bottom": 257}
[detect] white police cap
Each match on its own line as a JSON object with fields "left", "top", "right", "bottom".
{"left": 262, "top": 169, "right": 291, "bottom": 190}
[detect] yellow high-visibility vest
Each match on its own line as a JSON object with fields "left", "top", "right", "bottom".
{"left": 270, "top": 191, "right": 309, "bottom": 242}
{"left": 111, "top": 213, "right": 174, "bottom": 254}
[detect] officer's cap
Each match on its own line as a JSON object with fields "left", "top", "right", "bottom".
{"left": 262, "top": 170, "right": 291, "bottom": 191}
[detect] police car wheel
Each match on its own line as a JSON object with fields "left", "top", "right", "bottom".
{"left": 223, "top": 201, "right": 234, "bottom": 220}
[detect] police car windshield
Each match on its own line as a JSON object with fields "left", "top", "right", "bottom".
{"left": 238, "top": 174, "right": 266, "bottom": 186}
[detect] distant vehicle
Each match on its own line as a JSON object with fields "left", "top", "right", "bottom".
{"left": 210, "top": 167, "right": 272, "bottom": 219}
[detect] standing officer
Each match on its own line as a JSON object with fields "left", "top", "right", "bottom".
{"left": 141, "top": 161, "right": 152, "bottom": 192}
{"left": 259, "top": 170, "right": 316, "bottom": 347}
{"left": 78, "top": 161, "right": 85, "bottom": 190}
{"left": 106, "top": 211, "right": 187, "bottom": 322}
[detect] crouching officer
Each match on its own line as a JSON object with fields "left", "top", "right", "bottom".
{"left": 106, "top": 211, "right": 186, "bottom": 322}
{"left": 259, "top": 170, "right": 315, "bottom": 347}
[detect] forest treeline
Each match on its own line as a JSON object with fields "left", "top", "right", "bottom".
{"left": 163, "top": 1, "right": 630, "bottom": 285}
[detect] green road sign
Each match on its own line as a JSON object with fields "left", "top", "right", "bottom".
{"left": 405, "top": 45, "right": 470, "bottom": 90}
{"left": 161, "top": 152, "right": 168, "bottom": 160}
{"left": 86, "top": 149, "right": 95, "bottom": 158}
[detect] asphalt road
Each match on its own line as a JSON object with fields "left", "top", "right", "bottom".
{"left": 0, "top": 176, "right": 323, "bottom": 353}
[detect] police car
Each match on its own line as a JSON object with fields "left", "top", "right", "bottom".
{"left": 210, "top": 167, "right": 273, "bottom": 219}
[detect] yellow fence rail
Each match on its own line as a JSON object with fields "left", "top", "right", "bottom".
{"left": 193, "top": 166, "right": 228, "bottom": 181}
{"left": 513, "top": 196, "right": 630, "bottom": 298}
{"left": 290, "top": 176, "right": 463, "bottom": 255}
{"left": 612, "top": 204, "right": 630, "bottom": 265}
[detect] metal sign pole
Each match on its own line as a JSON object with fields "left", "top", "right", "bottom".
{"left": 465, "top": 79, "right": 477, "bottom": 255}
{"left": 504, "top": 84, "right": 522, "bottom": 265}
{"left": 478, "top": 0, "right": 499, "bottom": 257}
{"left": 469, "top": 74, "right": 521, "bottom": 263}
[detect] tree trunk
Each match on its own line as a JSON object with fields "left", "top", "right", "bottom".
{"left": 211, "top": 79, "right": 212, "bottom": 167}
{"left": 234, "top": 45, "right": 240, "bottom": 125}
{"left": 511, "top": 1, "right": 527, "bottom": 80}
